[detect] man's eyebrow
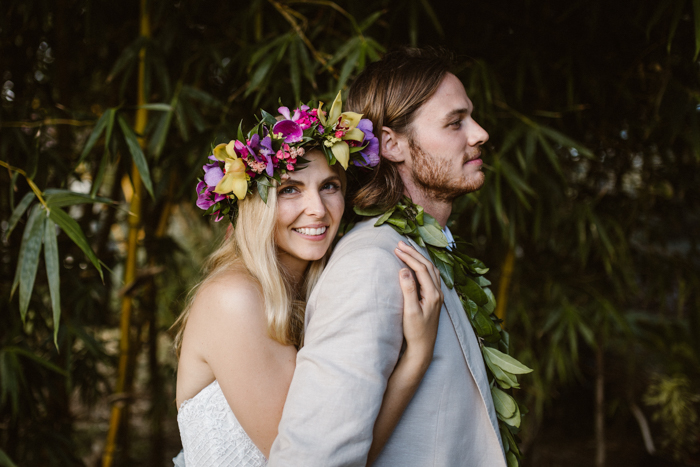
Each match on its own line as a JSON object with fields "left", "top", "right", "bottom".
{"left": 442, "top": 107, "right": 470, "bottom": 123}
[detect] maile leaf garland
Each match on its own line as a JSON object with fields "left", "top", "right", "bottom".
{"left": 355, "top": 196, "right": 532, "bottom": 467}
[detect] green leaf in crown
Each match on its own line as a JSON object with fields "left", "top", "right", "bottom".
{"left": 355, "top": 196, "right": 533, "bottom": 466}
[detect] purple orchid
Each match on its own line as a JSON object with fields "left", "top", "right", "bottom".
{"left": 196, "top": 181, "right": 224, "bottom": 209}
{"left": 259, "top": 136, "right": 276, "bottom": 176}
{"left": 278, "top": 106, "right": 301, "bottom": 122}
{"left": 272, "top": 119, "right": 303, "bottom": 143}
{"left": 355, "top": 119, "right": 380, "bottom": 167}
{"left": 203, "top": 161, "right": 224, "bottom": 187}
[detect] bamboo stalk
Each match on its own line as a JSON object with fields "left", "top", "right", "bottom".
{"left": 495, "top": 247, "right": 515, "bottom": 325}
{"left": 595, "top": 345, "right": 606, "bottom": 467}
{"left": 102, "top": 1, "right": 150, "bottom": 465}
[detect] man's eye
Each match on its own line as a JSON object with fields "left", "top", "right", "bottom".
{"left": 450, "top": 120, "right": 462, "bottom": 128}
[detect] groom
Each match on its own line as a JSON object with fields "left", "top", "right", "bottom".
{"left": 269, "top": 48, "right": 506, "bottom": 466}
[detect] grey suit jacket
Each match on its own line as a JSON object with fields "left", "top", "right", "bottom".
{"left": 268, "top": 218, "right": 506, "bottom": 466}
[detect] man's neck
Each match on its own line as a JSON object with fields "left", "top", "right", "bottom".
{"left": 402, "top": 185, "right": 452, "bottom": 227}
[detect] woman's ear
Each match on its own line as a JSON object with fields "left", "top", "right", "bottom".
{"left": 381, "top": 126, "right": 407, "bottom": 163}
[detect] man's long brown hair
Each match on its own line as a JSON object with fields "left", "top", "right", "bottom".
{"left": 347, "top": 47, "right": 453, "bottom": 211}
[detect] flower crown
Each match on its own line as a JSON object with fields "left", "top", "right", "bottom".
{"left": 196, "top": 91, "right": 379, "bottom": 223}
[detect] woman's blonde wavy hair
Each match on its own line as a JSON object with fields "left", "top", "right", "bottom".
{"left": 172, "top": 185, "right": 330, "bottom": 357}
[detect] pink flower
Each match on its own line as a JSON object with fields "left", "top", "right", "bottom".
{"left": 286, "top": 163, "right": 294, "bottom": 171}
{"left": 335, "top": 130, "right": 344, "bottom": 138}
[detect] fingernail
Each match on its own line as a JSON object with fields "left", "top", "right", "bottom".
{"left": 395, "top": 248, "right": 404, "bottom": 254}
{"left": 400, "top": 269, "right": 411, "bottom": 279}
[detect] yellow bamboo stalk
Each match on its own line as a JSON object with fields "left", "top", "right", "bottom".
{"left": 102, "top": 1, "right": 150, "bottom": 465}
{"left": 495, "top": 247, "right": 515, "bottom": 326}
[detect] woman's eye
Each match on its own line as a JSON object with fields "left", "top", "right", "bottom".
{"left": 322, "top": 182, "right": 340, "bottom": 192}
{"left": 278, "top": 186, "right": 297, "bottom": 195}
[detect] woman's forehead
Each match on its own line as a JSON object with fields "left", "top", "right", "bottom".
{"left": 286, "top": 151, "right": 336, "bottom": 181}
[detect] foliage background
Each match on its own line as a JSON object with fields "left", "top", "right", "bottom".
{"left": 1, "top": 0, "right": 699, "bottom": 465}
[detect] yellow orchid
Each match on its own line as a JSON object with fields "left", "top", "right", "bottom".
{"left": 324, "top": 91, "right": 366, "bottom": 169}
{"left": 212, "top": 141, "right": 249, "bottom": 200}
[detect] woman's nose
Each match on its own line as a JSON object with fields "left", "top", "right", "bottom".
{"left": 304, "top": 190, "right": 327, "bottom": 217}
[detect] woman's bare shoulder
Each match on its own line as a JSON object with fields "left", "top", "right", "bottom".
{"left": 187, "top": 268, "right": 266, "bottom": 336}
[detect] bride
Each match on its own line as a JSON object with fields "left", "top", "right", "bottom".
{"left": 173, "top": 94, "right": 444, "bottom": 466}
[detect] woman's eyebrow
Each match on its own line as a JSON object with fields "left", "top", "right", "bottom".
{"left": 279, "top": 179, "right": 304, "bottom": 188}
{"left": 320, "top": 175, "right": 341, "bottom": 184}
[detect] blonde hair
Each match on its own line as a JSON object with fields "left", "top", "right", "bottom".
{"left": 173, "top": 186, "right": 328, "bottom": 356}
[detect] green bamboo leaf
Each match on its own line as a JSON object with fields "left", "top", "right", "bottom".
{"left": 181, "top": 85, "right": 224, "bottom": 109}
{"left": 539, "top": 126, "right": 593, "bottom": 158}
{"left": 359, "top": 11, "right": 384, "bottom": 32}
{"left": 118, "top": 115, "right": 154, "bottom": 199}
{"left": 418, "top": 0, "right": 444, "bottom": 36}
{"left": 11, "top": 206, "right": 40, "bottom": 299}
{"left": 338, "top": 46, "right": 361, "bottom": 90}
{"left": 103, "top": 108, "right": 116, "bottom": 155}
{"left": 149, "top": 87, "right": 179, "bottom": 159}
{"left": 0, "top": 447, "right": 18, "bottom": 467}
{"left": 537, "top": 134, "right": 563, "bottom": 178}
{"left": 107, "top": 36, "right": 144, "bottom": 82}
{"left": 326, "top": 36, "right": 360, "bottom": 69}
{"left": 78, "top": 109, "right": 110, "bottom": 163}
{"left": 43, "top": 218, "right": 61, "bottom": 347}
{"left": 48, "top": 207, "right": 103, "bottom": 280}
{"left": 246, "top": 54, "right": 276, "bottom": 96}
{"left": 44, "top": 189, "right": 113, "bottom": 208}
{"left": 289, "top": 38, "right": 301, "bottom": 102}
{"left": 136, "top": 103, "right": 171, "bottom": 111}
{"left": 4, "top": 192, "right": 35, "bottom": 241}
{"left": 19, "top": 206, "right": 45, "bottom": 321}
{"left": 483, "top": 347, "right": 533, "bottom": 375}
{"left": 91, "top": 152, "right": 110, "bottom": 197}
{"left": 417, "top": 223, "right": 448, "bottom": 247}
{"left": 491, "top": 386, "right": 517, "bottom": 419}
{"left": 6, "top": 347, "right": 67, "bottom": 376}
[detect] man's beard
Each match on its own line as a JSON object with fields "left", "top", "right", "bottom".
{"left": 409, "top": 136, "right": 484, "bottom": 202}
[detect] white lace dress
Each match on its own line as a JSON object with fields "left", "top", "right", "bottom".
{"left": 177, "top": 380, "right": 268, "bottom": 466}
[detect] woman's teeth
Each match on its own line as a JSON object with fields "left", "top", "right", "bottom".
{"left": 294, "top": 226, "right": 327, "bottom": 236}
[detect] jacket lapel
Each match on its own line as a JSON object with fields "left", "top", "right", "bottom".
{"left": 407, "top": 237, "right": 503, "bottom": 449}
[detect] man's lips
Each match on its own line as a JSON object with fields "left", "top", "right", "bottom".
{"left": 464, "top": 152, "right": 483, "bottom": 165}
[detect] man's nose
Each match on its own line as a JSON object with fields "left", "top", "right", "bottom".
{"left": 468, "top": 119, "right": 489, "bottom": 146}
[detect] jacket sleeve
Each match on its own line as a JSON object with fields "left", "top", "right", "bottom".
{"left": 267, "top": 245, "right": 405, "bottom": 467}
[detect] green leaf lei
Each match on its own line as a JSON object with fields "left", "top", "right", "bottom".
{"left": 355, "top": 197, "right": 532, "bottom": 467}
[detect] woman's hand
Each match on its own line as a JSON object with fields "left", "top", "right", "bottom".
{"left": 395, "top": 240, "right": 444, "bottom": 372}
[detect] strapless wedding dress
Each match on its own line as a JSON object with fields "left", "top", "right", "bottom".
{"left": 177, "top": 380, "right": 267, "bottom": 466}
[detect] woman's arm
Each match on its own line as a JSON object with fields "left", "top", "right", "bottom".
{"left": 184, "top": 272, "right": 297, "bottom": 458}
{"left": 367, "top": 241, "right": 443, "bottom": 465}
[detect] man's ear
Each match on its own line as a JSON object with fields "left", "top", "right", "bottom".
{"left": 381, "top": 126, "right": 407, "bottom": 163}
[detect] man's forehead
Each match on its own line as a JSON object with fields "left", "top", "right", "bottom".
{"left": 421, "top": 73, "right": 472, "bottom": 115}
